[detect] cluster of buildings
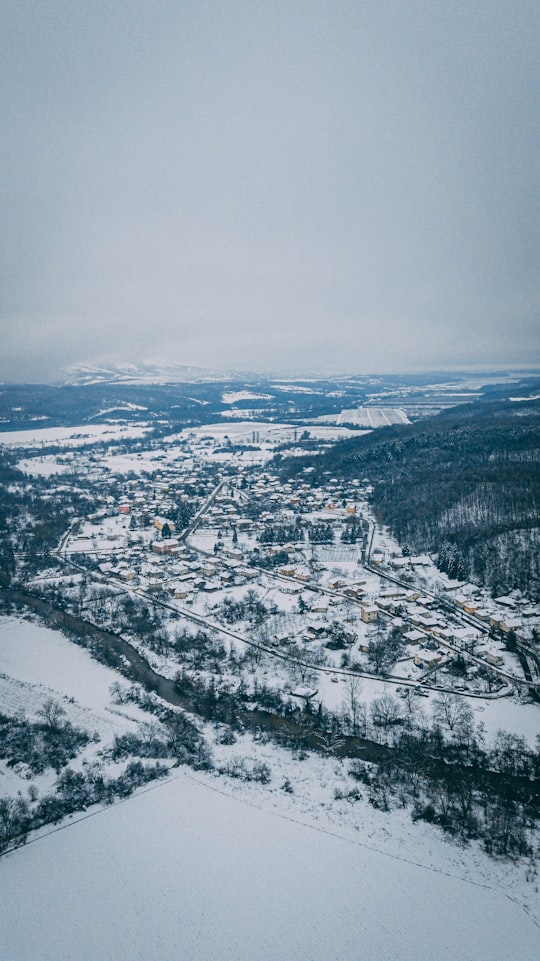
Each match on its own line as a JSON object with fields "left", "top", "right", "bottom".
{"left": 62, "top": 445, "right": 539, "bottom": 692}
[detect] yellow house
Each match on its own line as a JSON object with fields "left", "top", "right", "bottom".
{"left": 154, "top": 516, "right": 175, "bottom": 533}
{"left": 361, "top": 605, "right": 378, "bottom": 623}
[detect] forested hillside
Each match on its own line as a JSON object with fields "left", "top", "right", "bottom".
{"left": 281, "top": 399, "right": 540, "bottom": 597}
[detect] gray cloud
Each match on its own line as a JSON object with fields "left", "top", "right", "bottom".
{"left": 1, "top": 0, "right": 539, "bottom": 381}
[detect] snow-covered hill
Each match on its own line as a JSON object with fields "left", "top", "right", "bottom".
{"left": 62, "top": 362, "right": 254, "bottom": 386}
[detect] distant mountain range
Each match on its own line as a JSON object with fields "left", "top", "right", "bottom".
{"left": 62, "top": 362, "right": 258, "bottom": 386}
{"left": 53, "top": 362, "right": 540, "bottom": 391}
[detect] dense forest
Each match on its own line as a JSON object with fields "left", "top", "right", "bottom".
{"left": 281, "top": 398, "right": 540, "bottom": 597}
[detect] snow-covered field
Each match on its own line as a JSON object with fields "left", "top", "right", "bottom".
{"left": 0, "top": 423, "right": 151, "bottom": 447}
{"left": 222, "top": 390, "right": 273, "bottom": 403}
{"left": 0, "top": 615, "right": 160, "bottom": 803}
{"left": 319, "top": 406, "right": 410, "bottom": 427}
{"left": 1, "top": 768, "right": 539, "bottom": 961}
{"left": 183, "top": 420, "right": 358, "bottom": 444}
{"left": 1, "top": 615, "right": 539, "bottom": 960}
{"left": 0, "top": 616, "right": 149, "bottom": 732}
{"left": 17, "top": 455, "right": 72, "bottom": 476}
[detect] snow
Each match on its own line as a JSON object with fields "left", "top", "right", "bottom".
{"left": 318, "top": 407, "right": 410, "bottom": 427}
{"left": 220, "top": 406, "right": 272, "bottom": 419}
{"left": 17, "top": 455, "right": 72, "bottom": 476}
{"left": 292, "top": 424, "right": 361, "bottom": 440}
{"left": 186, "top": 420, "right": 299, "bottom": 443}
{"left": 470, "top": 695, "right": 540, "bottom": 746}
{"left": 0, "top": 616, "right": 148, "bottom": 729}
{"left": 92, "top": 403, "right": 149, "bottom": 414}
{"left": 3, "top": 397, "right": 540, "bottom": 957}
{"left": 222, "top": 391, "right": 273, "bottom": 403}
{"left": 0, "top": 424, "right": 151, "bottom": 447}
{"left": 1, "top": 770, "right": 538, "bottom": 961}
{"left": 1, "top": 617, "right": 538, "bottom": 959}
{"left": 63, "top": 361, "right": 234, "bottom": 385}
{"left": 271, "top": 383, "right": 321, "bottom": 393}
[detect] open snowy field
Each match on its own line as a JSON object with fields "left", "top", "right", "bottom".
{"left": 319, "top": 406, "right": 410, "bottom": 427}
{"left": 16, "top": 454, "right": 72, "bottom": 476}
{"left": 1, "top": 616, "right": 539, "bottom": 959}
{"left": 1, "top": 769, "right": 538, "bottom": 961}
{"left": 182, "top": 420, "right": 359, "bottom": 444}
{"left": 0, "top": 616, "right": 149, "bottom": 731}
{"left": 0, "top": 423, "right": 150, "bottom": 447}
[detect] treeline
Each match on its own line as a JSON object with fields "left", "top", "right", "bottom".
{"left": 0, "top": 705, "right": 93, "bottom": 775}
{"left": 0, "top": 382, "right": 223, "bottom": 429}
{"left": 346, "top": 723, "right": 538, "bottom": 859}
{"left": 281, "top": 399, "right": 540, "bottom": 595}
{"left": 0, "top": 451, "right": 24, "bottom": 586}
{"left": 0, "top": 379, "right": 368, "bottom": 433}
{"left": 219, "top": 589, "right": 278, "bottom": 627}
{"left": 173, "top": 667, "right": 540, "bottom": 860}
{"left": 257, "top": 520, "right": 335, "bottom": 545}
{"left": 108, "top": 681, "right": 212, "bottom": 770}
{"left": 0, "top": 684, "right": 213, "bottom": 855}
{"left": 0, "top": 761, "right": 169, "bottom": 854}
{"left": 0, "top": 449, "right": 96, "bottom": 584}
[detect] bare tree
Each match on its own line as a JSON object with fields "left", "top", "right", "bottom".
{"left": 342, "top": 675, "right": 363, "bottom": 736}
{"left": 370, "top": 694, "right": 402, "bottom": 741}
{"left": 109, "top": 681, "right": 126, "bottom": 703}
{"left": 290, "top": 711, "right": 316, "bottom": 752}
{"left": 400, "top": 687, "right": 421, "bottom": 728}
{"left": 432, "top": 692, "right": 473, "bottom": 734}
{"left": 37, "top": 697, "right": 67, "bottom": 730}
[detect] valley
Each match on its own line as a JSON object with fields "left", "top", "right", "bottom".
{"left": 1, "top": 369, "right": 539, "bottom": 959}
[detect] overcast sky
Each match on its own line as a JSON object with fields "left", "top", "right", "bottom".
{"left": 1, "top": 0, "right": 539, "bottom": 382}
